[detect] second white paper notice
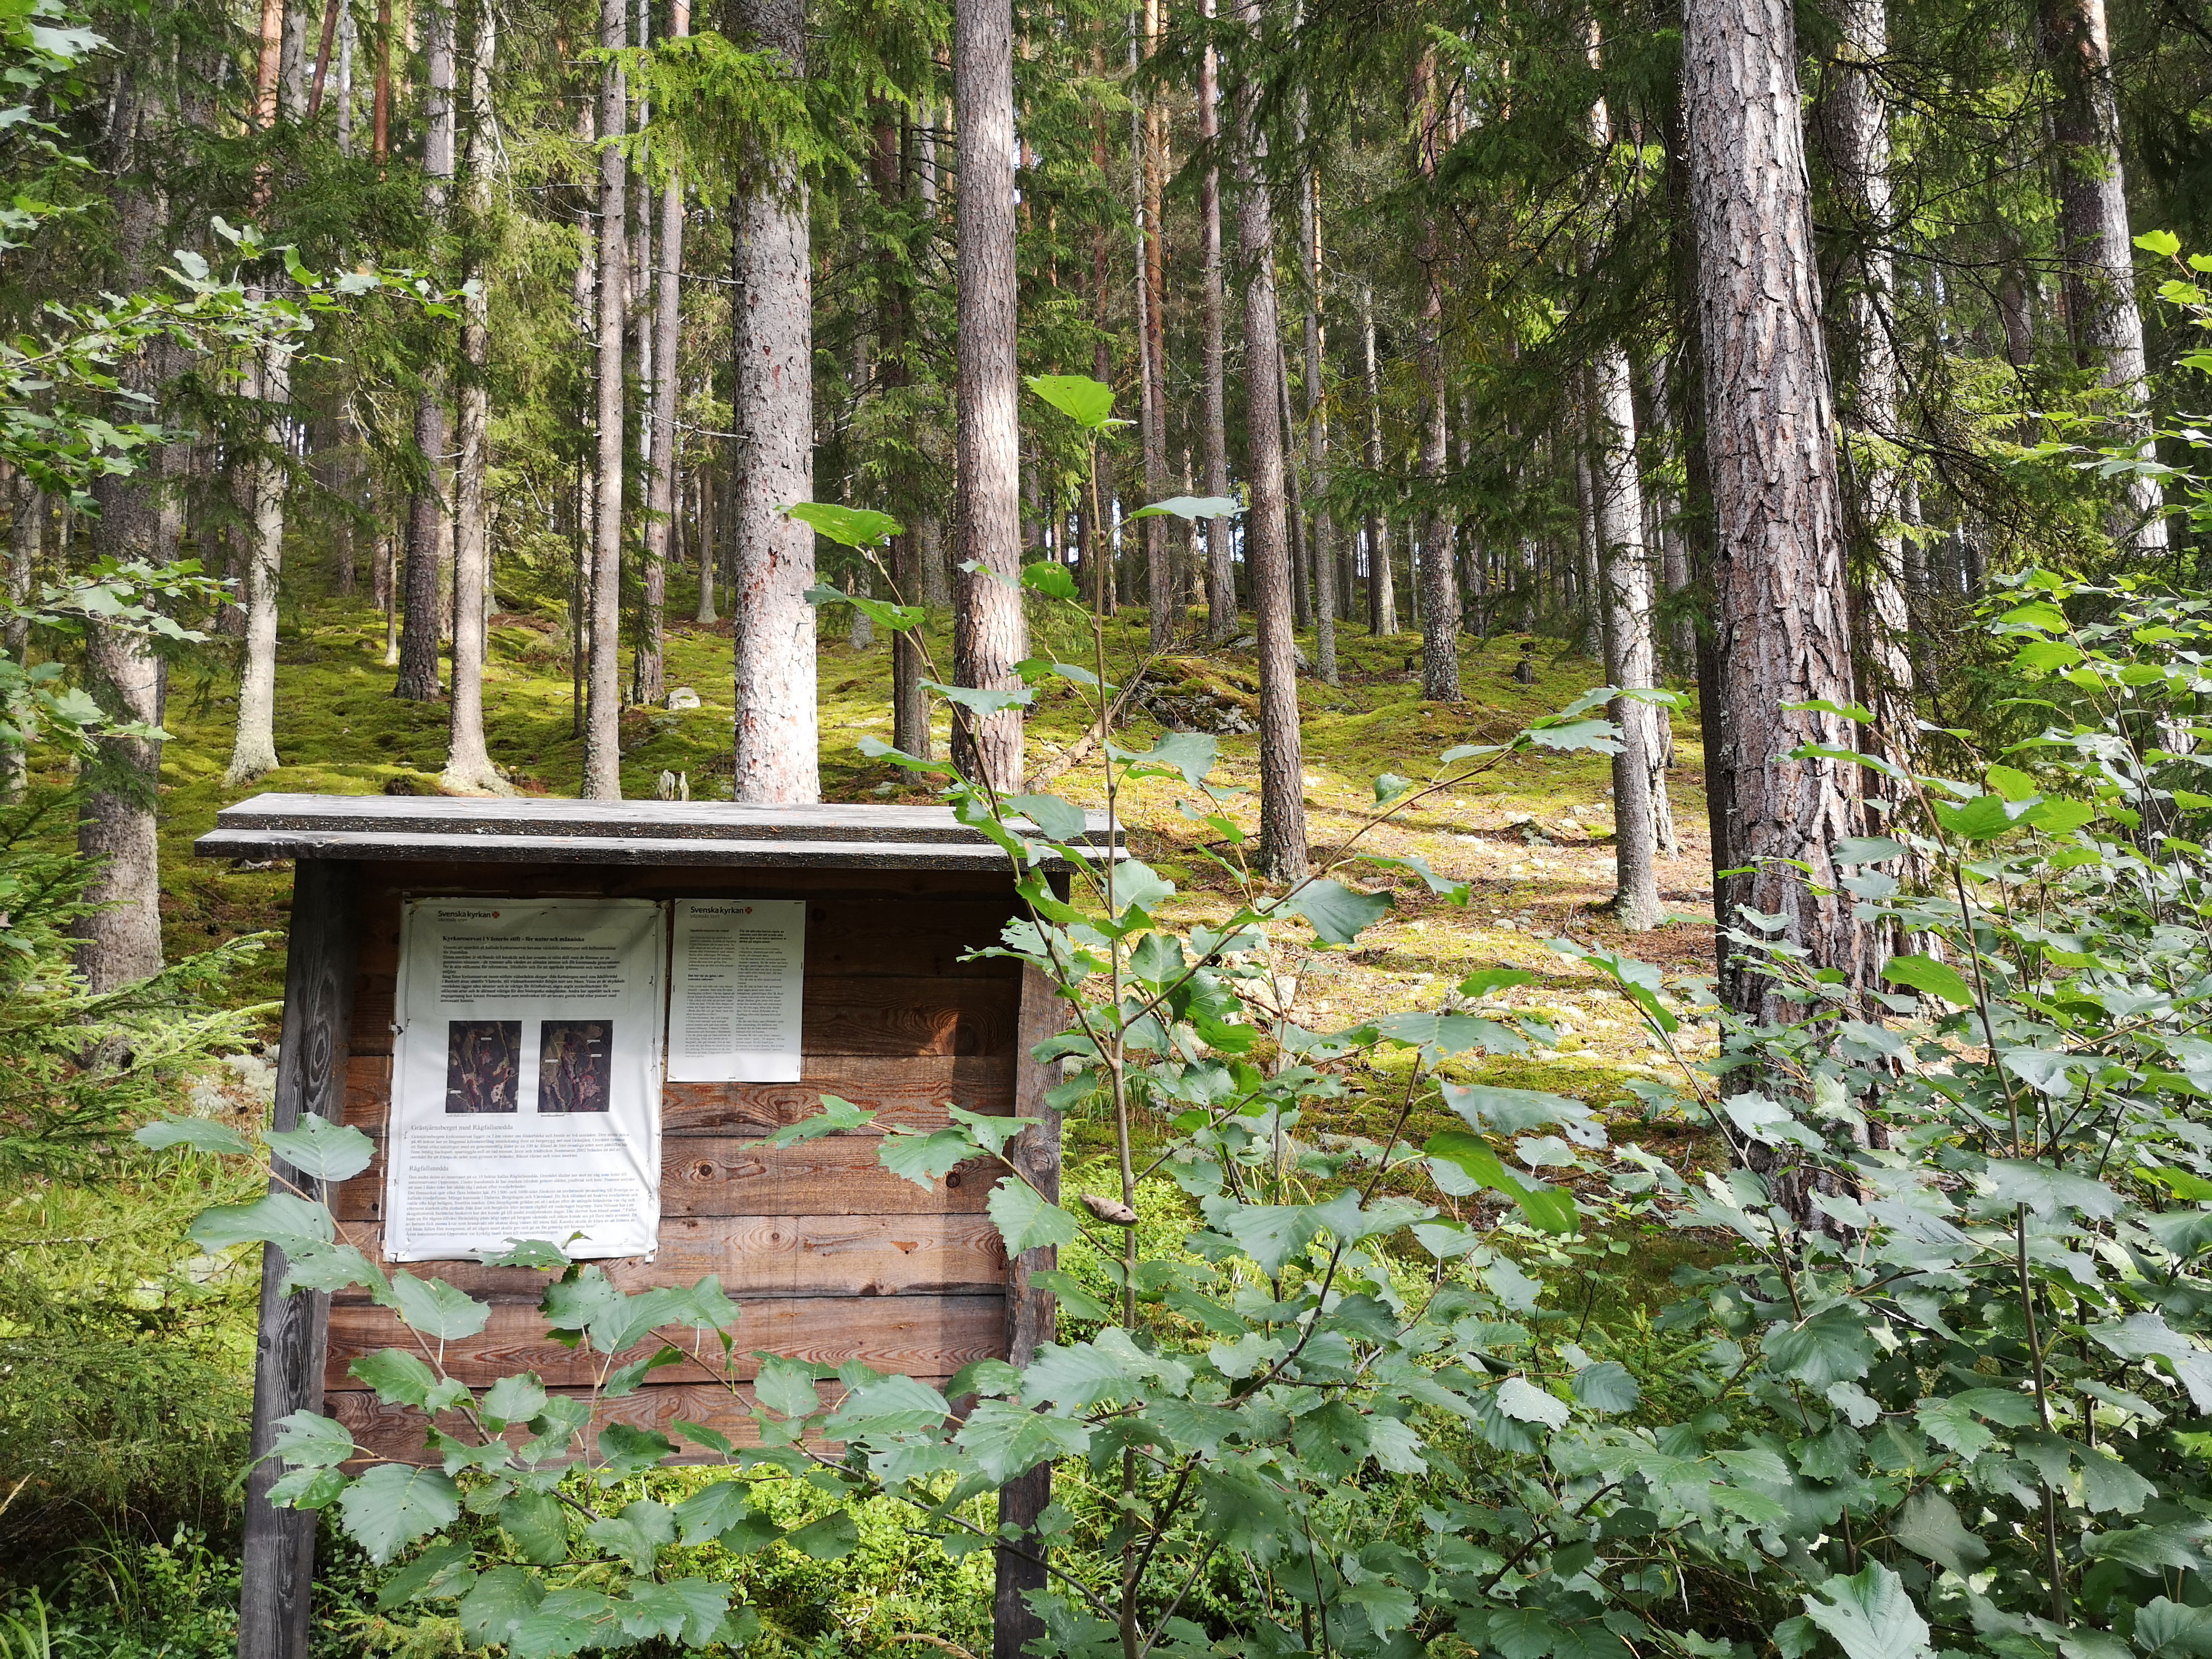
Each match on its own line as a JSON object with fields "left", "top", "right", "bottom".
{"left": 668, "top": 899, "right": 806, "bottom": 1082}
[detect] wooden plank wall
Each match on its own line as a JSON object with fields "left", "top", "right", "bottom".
{"left": 327, "top": 860, "right": 1035, "bottom": 1463}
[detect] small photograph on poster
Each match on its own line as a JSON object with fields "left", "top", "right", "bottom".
{"left": 444, "top": 1020, "right": 521, "bottom": 1113}
{"left": 537, "top": 1020, "right": 614, "bottom": 1113}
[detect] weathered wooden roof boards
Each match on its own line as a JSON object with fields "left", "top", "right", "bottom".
{"left": 198, "top": 792, "right": 1118, "bottom": 869}
{"left": 203, "top": 795, "right": 1074, "bottom": 1659}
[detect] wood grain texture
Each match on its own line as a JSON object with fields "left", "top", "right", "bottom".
{"left": 215, "top": 791, "right": 1114, "bottom": 842}
{"left": 350, "top": 972, "right": 1020, "bottom": 1060}
{"left": 241, "top": 859, "right": 358, "bottom": 1659}
{"left": 326, "top": 1294, "right": 1006, "bottom": 1389}
{"left": 343, "top": 1054, "right": 1015, "bottom": 1135}
{"left": 336, "top": 1214, "right": 1008, "bottom": 1299}
{"left": 330, "top": 1137, "right": 1004, "bottom": 1221}
{"left": 997, "top": 962, "right": 1068, "bottom": 1658}
{"left": 327, "top": 1379, "right": 905, "bottom": 1465}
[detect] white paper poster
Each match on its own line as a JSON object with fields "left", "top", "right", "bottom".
{"left": 385, "top": 898, "right": 666, "bottom": 1262}
{"left": 667, "top": 899, "right": 806, "bottom": 1083}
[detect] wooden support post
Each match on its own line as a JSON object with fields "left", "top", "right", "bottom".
{"left": 239, "top": 858, "right": 361, "bottom": 1659}
{"left": 994, "top": 961, "right": 1066, "bottom": 1659}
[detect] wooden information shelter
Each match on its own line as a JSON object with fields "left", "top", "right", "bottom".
{"left": 201, "top": 794, "right": 1092, "bottom": 1659}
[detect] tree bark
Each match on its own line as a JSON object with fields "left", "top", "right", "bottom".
{"left": 1589, "top": 356, "right": 1667, "bottom": 929}
{"left": 1413, "top": 60, "right": 1458, "bottom": 701}
{"left": 1360, "top": 281, "right": 1395, "bottom": 636}
{"left": 1200, "top": 0, "right": 1235, "bottom": 641}
{"left": 580, "top": 0, "right": 627, "bottom": 797}
{"left": 393, "top": 0, "right": 458, "bottom": 702}
{"left": 225, "top": 339, "right": 290, "bottom": 783}
{"left": 727, "top": 0, "right": 818, "bottom": 801}
{"left": 2039, "top": 0, "right": 2166, "bottom": 554}
{"left": 1684, "top": 0, "right": 1875, "bottom": 1021}
{"left": 2, "top": 472, "right": 38, "bottom": 800}
{"left": 1822, "top": 0, "right": 1917, "bottom": 787}
{"left": 1298, "top": 137, "right": 1337, "bottom": 683}
{"left": 442, "top": 0, "right": 506, "bottom": 795}
{"left": 952, "top": 0, "right": 1026, "bottom": 792}
{"left": 634, "top": 0, "right": 689, "bottom": 712}
{"left": 1136, "top": 0, "right": 1173, "bottom": 652}
{"left": 1234, "top": 0, "right": 1306, "bottom": 882}
{"left": 77, "top": 79, "right": 173, "bottom": 991}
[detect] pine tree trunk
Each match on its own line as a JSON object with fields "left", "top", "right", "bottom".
{"left": 1234, "top": 0, "right": 1305, "bottom": 882}
{"left": 225, "top": 340, "right": 290, "bottom": 782}
{"left": 2, "top": 472, "right": 38, "bottom": 800}
{"left": 1642, "top": 352, "right": 1696, "bottom": 673}
{"left": 696, "top": 455, "right": 719, "bottom": 623}
{"left": 2040, "top": 0, "right": 2166, "bottom": 554}
{"left": 727, "top": 0, "right": 818, "bottom": 801}
{"left": 1199, "top": 0, "right": 1235, "bottom": 641}
{"left": 76, "top": 86, "right": 172, "bottom": 990}
{"left": 634, "top": 0, "right": 688, "bottom": 712}
{"left": 1299, "top": 149, "right": 1337, "bottom": 683}
{"left": 442, "top": 0, "right": 506, "bottom": 794}
{"left": 580, "top": 0, "right": 627, "bottom": 797}
{"left": 1360, "top": 282, "right": 1395, "bottom": 637}
{"left": 1137, "top": 0, "right": 1174, "bottom": 651}
{"left": 393, "top": 0, "right": 457, "bottom": 702}
{"left": 1413, "top": 63, "right": 1458, "bottom": 701}
{"left": 1824, "top": 0, "right": 1917, "bottom": 785}
{"left": 1684, "top": 0, "right": 1875, "bottom": 1020}
{"left": 952, "top": 0, "right": 1026, "bottom": 791}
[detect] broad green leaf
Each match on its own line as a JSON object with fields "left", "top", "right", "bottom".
{"left": 278, "top": 1239, "right": 387, "bottom": 1297}
{"left": 785, "top": 1511, "right": 861, "bottom": 1559}
{"left": 595, "top": 1424, "right": 676, "bottom": 1480}
{"left": 753, "top": 1354, "right": 822, "bottom": 1421}
{"left": 1107, "top": 857, "right": 1176, "bottom": 917}
{"left": 481, "top": 1373, "right": 549, "bottom": 1428}
{"left": 1800, "top": 1564, "right": 1932, "bottom": 1659}
{"left": 1764, "top": 1304, "right": 1876, "bottom": 1389}
{"left": 953, "top": 1397, "right": 1092, "bottom": 1482}
{"left": 499, "top": 1488, "right": 570, "bottom": 1564}
{"left": 823, "top": 1374, "right": 952, "bottom": 1439}
{"left": 1126, "top": 493, "right": 1240, "bottom": 521}
{"left": 1890, "top": 1488, "right": 1988, "bottom": 1575}
{"left": 1125, "top": 730, "right": 1220, "bottom": 787}
{"left": 618, "top": 1578, "right": 731, "bottom": 1645}
{"left": 511, "top": 1588, "right": 622, "bottom": 1659}
{"left": 336, "top": 1464, "right": 462, "bottom": 1565}
{"left": 1987, "top": 1159, "right": 2121, "bottom": 1221}
{"left": 385, "top": 1271, "right": 492, "bottom": 1341}
{"left": 1032, "top": 1267, "right": 1110, "bottom": 1321}
{"left": 768, "top": 1094, "right": 875, "bottom": 1146}
{"left": 1025, "top": 373, "right": 1118, "bottom": 430}
{"left": 459, "top": 1566, "right": 545, "bottom": 1648}
{"left": 1007, "top": 792, "right": 1089, "bottom": 842}
{"left": 1275, "top": 877, "right": 1391, "bottom": 945}
{"left": 988, "top": 1176, "right": 1079, "bottom": 1255}
{"left": 133, "top": 1117, "right": 253, "bottom": 1156}
{"left": 1933, "top": 793, "right": 2036, "bottom": 840}
{"left": 1459, "top": 968, "right": 1540, "bottom": 998}
{"left": 1882, "top": 954, "right": 1977, "bottom": 1007}
{"left": 375, "top": 1541, "right": 476, "bottom": 1609}
{"left": 922, "top": 680, "right": 1035, "bottom": 716}
{"left": 1571, "top": 1361, "right": 1640, "bottom": 1413}
{"left": 2132, "top": 1599, "right": 2212, "bottom": 1659}
{"left": 1018, "top": 561, "right": 1080, "bottom": 601}
{"left": 190, "top": 1191, "right": 334, "bottom": 1250}
{"left": 1495, "top": 1376, "right": 1570, "bottom": 1429}
{"left": 2137, "top": 229, "right": 2184, "bottom": 257}
{"left": 878, "top": 1127, "right": 979, "bottom": 1189}
{"left": 785, "top": 501, "right": 900, "bottom": 547}
{"left": 266, "top": 1113, "right": 376, "bottom": 1181}
{"left": 673, "top": 1479, "right": 754, "bottom": 1546}
{"left": 583, "top": 1498, "right": 675, "bottom": 1572}
{"left": 1832, "top": 836, "right": 1905, "bottom": 866}
{"left": 350, "top": 1347, "right": 440, "bottom": 1407}
{"left": 269, "top": 1409, "right": 356, "bottom": 1468}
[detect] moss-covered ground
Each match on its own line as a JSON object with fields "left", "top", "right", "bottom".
{"left": 138, "top": 565, "right": 1732, "bottom": 1192}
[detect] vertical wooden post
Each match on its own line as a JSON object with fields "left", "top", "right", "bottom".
{"left": 239, "top": 858, "right": 360, "bottom": 1659}
{"left": 995, "top": 960, "right": 1066, "bottom": 1659}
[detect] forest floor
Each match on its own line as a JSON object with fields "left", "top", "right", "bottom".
{"left": 149, "top": 573, "right": 1729, "bottom": 1191}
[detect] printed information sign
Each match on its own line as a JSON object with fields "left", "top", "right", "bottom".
{"left": 385, "top": 897, "right": 665, "bottom": 1261}
{"left": 667, "top": 899, "right": 806, "bottom": 1083}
